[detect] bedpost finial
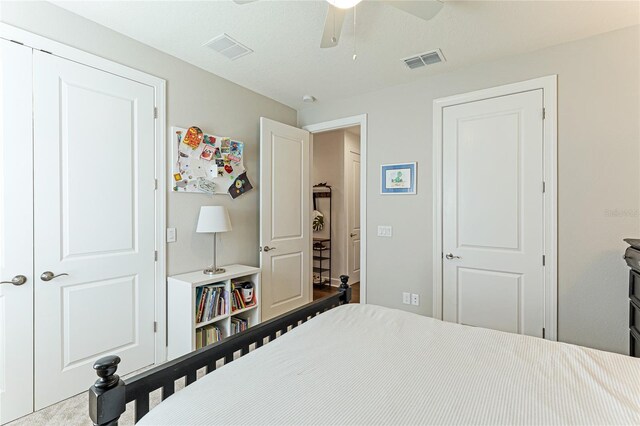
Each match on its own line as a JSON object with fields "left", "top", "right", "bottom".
{"left": 338, "top": 275, "right": 352, "bottom": 304}
{"left": 339, "top": 275, "right": 349, "bottom": 289}
{"left": 89, "top": 355, "right": 126, "bottom": 426}
{"left": 93, "top": 355, "right": 121, "bottom": 389}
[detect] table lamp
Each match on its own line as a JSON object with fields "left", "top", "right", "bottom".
{"left": 196, "top": 206, "right": 232, "bottom": 275}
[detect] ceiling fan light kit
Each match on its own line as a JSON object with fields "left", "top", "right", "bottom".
{"left": 235, "top": 0, "right": 445, "bottom": 54}
{"left": 326, "top": 0, "right": 363, "bottom": 9}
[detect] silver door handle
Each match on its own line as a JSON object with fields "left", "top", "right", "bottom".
{"left": 40, "top": 271, "right": 69, "bottom": 281}
{"left": 445, "top": 253, "right": 461, "bottom": 260}
{"left": 1, "top": 275, "right": 27, "bottom": 286}
{"left": 263, "top": 246, "right": 276, "bottom": 252}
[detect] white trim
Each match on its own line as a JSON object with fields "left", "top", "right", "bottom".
{"left": 0, "top": 23, "right": 169, "bottom": 361}
{"left": 304, "top": 114, "right": 368, "bottom": 304}
{"left": 432, "top": 75, "right": 558, "bottom": 341}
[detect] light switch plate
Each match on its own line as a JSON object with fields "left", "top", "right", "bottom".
{"left": 377, "top": 225, "right": 392, "bottom": 237}
{"left": 402, "top": 292, "right": 411, "bottom": 305}
{"left": 167, "top": 227, "right": 177, "bottom": 243}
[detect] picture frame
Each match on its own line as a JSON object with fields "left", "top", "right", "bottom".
{"left": 380, "top": 162, "right": 417, "bottom": 195}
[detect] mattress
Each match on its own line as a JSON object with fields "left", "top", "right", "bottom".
{"left": 139, "top": 304, "right": 640, "bottom": 425}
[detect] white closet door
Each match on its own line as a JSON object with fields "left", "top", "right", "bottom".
{"left": 442, "top": 90, "right": 544, "bottom": 337}
{"left": 259, "top": 118, "right": 311, "bottom": 320}
{"left": 33, "top": 51, "right": 157, "bottom": 409}
{"left": 0, "top": 39, "right": 34, "bottom": 426}
{"left": 347, "top": 149, "right": 361, "bottom": 283}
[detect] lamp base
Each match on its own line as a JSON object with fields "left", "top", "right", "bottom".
{"left": 203, "top": 267, "right": 226, "bottom": 275}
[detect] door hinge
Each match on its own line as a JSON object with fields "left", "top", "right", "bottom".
{"left": 154, "top": 250, "right": 158, "bottom": 261}
{"left": 154, "top": 179, "right": 158, "bottom": 190}
{"left": 153, "top": 107, "right": 158, "bottom": 119}
{"left": 542, "top": 327, "right": 546, "bottom": 339}
{"left": 154, "top": 321, "right": 158, "bottom": 333}
{"left": 542, "top": 255, "right": 546, "bottom": 266}
{"left": 542, "top": 181, "right": 546, "bottom": 193}
{"left": 542, "top": 108, "right": 546, "bottom": 120}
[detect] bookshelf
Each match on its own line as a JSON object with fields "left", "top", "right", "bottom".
{"left": 167, "top": 264, "right": 261, "bottom": 360}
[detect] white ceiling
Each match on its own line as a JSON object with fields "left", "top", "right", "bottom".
{"left": 52, "top": 0, "right": 639, "bottom": 109}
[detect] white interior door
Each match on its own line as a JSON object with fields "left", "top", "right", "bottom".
{"left": 33, "top": 51, "right": 157, "bottom": 409}
{"left": 442, "top": 90, "right": 544, "bottom": 337}
{"left": 0, "top": 39, "right": 34, "bottom": 425}
{"left": 260, "top": 118, "right": 311, "bottom": 320}
{"left": 346, "top": 150, "right": 361, "bottom": 283}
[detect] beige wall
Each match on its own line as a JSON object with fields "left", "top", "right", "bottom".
{"left": 299, "top": 25, "right": 640, "bottom": 354}
{"left": 313, "top": 130, "right": 345, "bottom": 284}
{"left": 0, "top": 1, "right": 297, "bottom": 276}
{"left": 312, "top": 128, "right": 361, "bottom": 285}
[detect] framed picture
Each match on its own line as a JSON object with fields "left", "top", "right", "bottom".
{"left": 381, "top": 162, "right": 416, "bottom": 194}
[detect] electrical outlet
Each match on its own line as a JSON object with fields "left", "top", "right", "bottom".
{"left": 411, "top": 293, "right": 420, "bottom": 306}
{"left": 377, "top": 226, "right": 393, "bottom": 237}
{"left": 166, "top": 228, "right": 177, "bottom": 243}
{"left": 402, "top": 292, "right": 411, "bottom": 305}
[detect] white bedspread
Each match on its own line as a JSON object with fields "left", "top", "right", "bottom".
{"left": 140, "top": 304, "right": 640, "bottom": 425}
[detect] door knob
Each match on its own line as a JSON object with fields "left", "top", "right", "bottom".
{"left": 445, "top": 253, "right": 461, "bottom": 260}
{"left": 1, "top": 275, "right": 27, "bottom": 286}
{"left": 350, "top": 233, "right": 357, "bottom": 237}
{"left": 40, "top": 271, "right": 69, "bottom": 281}
{"left": 262, "top": 246, "right": 276, "bottom": 252}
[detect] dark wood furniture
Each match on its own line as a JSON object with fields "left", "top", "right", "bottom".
{"left": 313, "top": 184, "right": 332, "bottom": 287}
{"left": 89, "top": 278, "right": 351, "bottom": 426}
{"left": 623, "top": 239, "right": 640, "bottom": 357}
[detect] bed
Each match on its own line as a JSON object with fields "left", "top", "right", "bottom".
{"left": 89, "top": 286, "right": 640, "bottom": 425}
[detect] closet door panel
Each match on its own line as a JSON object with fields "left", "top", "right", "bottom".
{"left": 0, "top": 39, "right": 34, "bottom": 425}
{"left": 33, "top": 51, "right": 157, "bottom": 409}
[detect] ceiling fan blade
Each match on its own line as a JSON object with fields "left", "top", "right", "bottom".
{"left": 383, "top": 0, "right": 444, "bottom": 21}
{"left": 320, "top": 4, "right": 347, "bottom": 48}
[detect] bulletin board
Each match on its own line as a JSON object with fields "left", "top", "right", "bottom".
{"left": 171, "top": 126, "right": 252, "bottom": 198}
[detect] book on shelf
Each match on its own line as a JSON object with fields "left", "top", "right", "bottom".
{"left": 195, "top": 284, "right": 228, "bottom": 323}
{"left": 195, "top": 324, "right": 223, "bottom": 349}
{"left": 230, "top": 317, "right": 249, "bottom": 335}
{"left": 231, "top": 281, "right": 256, "bottom": 312}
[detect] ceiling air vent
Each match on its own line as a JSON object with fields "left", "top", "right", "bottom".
{"left": 403, "top": 49, "right": 445, "bottom": 70}
{"left": 204, "top": 34, "right": 253, "bottom": 60}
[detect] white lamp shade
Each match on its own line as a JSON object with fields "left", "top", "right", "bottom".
{"left": 196, "top": 206, "right": 232, "bottom": 233}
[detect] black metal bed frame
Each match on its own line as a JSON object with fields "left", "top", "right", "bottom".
{"left": 89, "top": 278, "right": 351, "bottom": 426}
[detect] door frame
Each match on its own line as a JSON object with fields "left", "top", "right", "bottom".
{"left": 303, "top": 114, "right": 368, "bottom": 304}
{"left": 0, "top": 23, "right": 168, "bottom": 362}
{"left": 432, "top": 76, "right": 557, "bottom": 340}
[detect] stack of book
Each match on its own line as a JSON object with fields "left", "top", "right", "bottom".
{"left": 231, "top": 282, "right": 255, "bottom": 312}
{"left": 195, "top": 325, "right": 223, "bottom": 349}
{"left": 195, "top": 285, "right": 228, "bottom": 323}
{"left": 230, "top": 317, "right": 249, "bottom": 335}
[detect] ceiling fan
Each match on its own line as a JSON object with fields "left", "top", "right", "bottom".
{"left": 232, "top": 0, "right": 444, "bottom": 48}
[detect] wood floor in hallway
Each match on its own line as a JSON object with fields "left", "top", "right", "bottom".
{"left": 313, "top": 282, "right": 360, "bottom": 303}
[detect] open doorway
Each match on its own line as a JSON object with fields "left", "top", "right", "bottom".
{"left": 309, "top": 125, "right": 361, "bottom": 303}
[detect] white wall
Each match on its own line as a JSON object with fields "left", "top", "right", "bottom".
{"left": 0, "top": 1, "right": 297, "bottom": 276}
{"left": 299, "top": 25, "right": 640, "bottom": 354}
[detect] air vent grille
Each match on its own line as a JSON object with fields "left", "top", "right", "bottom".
{"left": 403, "top": 49, "right": 445, "bottom": 70}
{"left": 204, "top": 34, "right": 253, "bottom": 60}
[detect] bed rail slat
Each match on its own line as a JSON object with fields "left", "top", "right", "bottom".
{"left": 89, "top": 279, "right": 351, "bottom": 425}
{"left": 185, "top": 370, "right": 196, "bottom": 385}
{"left": 162, "top": 382, "right": 174, "bottom": 400}
{"left": 134, "top": 394, "right": 149, "bottom": 423}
